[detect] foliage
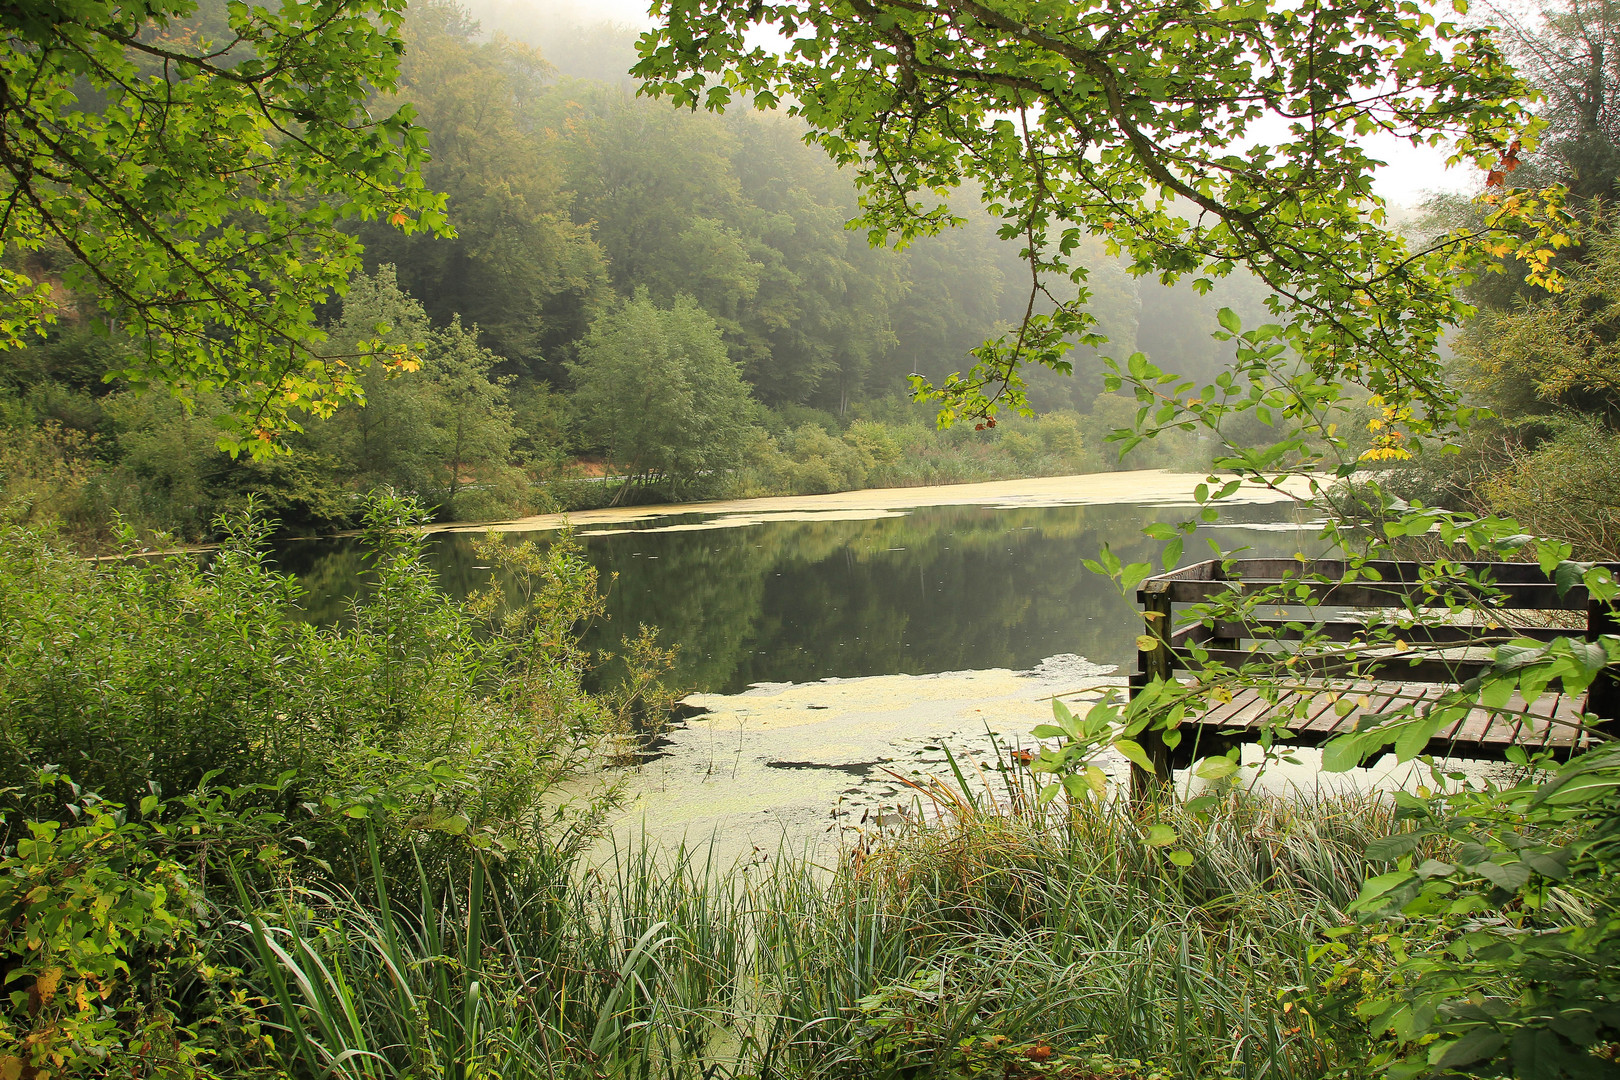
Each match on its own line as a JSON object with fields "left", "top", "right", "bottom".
{"left": 465, "top": 530, "right": 680, "bottom": 757}
{"left": 416, "top": 317, "right": 524, "bottom": 519}
{"left": 242, "top": 832, "right": 744, "bottom": 1078}
{"left": 231, "top": 778, "right": 1392, "bottom": 1080}
{"left": 353, "top": 1, "right": 609, "bottom": 372}
{"left": 1487, "top": 0, "right": 1620, "bottom": 205}
{"left": 568, "top": 291, "right": 761, "bottom": 503}
{"left": 0, "top": 0, "right": 450, "bottom": 452}
{"left": 306, "top": 267, "right": 532, "bottom": 523}
{"left": 0, "top": 421, "right": 101, "bottom": 544}
{"left": 636, "top": 0, "right": 1567, "bottom": 431}
{"left": 1481, "top": 416, "right": 1620, "bottom": 558}
{"left": 1461, "top": 213, "right": 1620, "bottom": 420}
{"left": 0, "top": 773, "right": 280, "bottom": 1080}
{"left": 734, "top": 410, "right": 1097, "bottom": 497}
{"left": 1316, "top": 743, "right": 1620, "bottom": 1079}
{"left": 0, "top": 492, "right": 648, "bottom": 851}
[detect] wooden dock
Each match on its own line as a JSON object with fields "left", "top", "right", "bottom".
{"left": 1130, "top": 559, "right": 1617, "bottom": 771}
{"left": 1171, "top": 680, "right": 1596, "bottom": 766}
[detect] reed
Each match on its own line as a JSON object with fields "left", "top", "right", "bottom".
{"left": 239, "top": 783, "right": 1404, "bottom": 1079}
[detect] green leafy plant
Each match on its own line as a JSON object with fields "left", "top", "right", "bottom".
{"left": 0, "top": 0, "right": 451, "bottom": 452}
{"left": 1315, "top": 743, "right": 1620, "bottom": 1078}
{"left": 0, "top": 771, "right": 284, "bottom": 1080}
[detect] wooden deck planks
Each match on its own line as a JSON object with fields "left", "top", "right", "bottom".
{"left": 1176, "top": 678, "right": 1599, "bottom": 756}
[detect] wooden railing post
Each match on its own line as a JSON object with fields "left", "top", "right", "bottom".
{"left": 1588, "top": 597, "right": 1618, "bottom": 725}
{"left": 1132, "top": 581, "right": 1175, "bottom": 794}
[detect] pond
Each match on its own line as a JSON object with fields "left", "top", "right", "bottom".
{"left": 271, "top": 471, "right": 1356, "bottom": 855}
{"left": 273, "top": 471, "right": 1327, "bottom": 694}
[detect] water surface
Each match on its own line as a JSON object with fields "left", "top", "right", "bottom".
{"left": 275, "top": 487, "right": 1327, "bottom": 693}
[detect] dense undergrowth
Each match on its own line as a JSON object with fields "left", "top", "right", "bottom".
{"left": 5, "top": 766, "right": 1408, "bottom": 1080}
{"left": 4, "top": 498, "right": 1617, "bottom": 1080}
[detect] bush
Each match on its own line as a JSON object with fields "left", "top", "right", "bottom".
{"left": 0, "top": 420, "right": 103, "bottom": 546}
{"left": 0, "top": 492, "right": 658, "bottom": 853}
{"left": 1318, "top": 743, "right": 1620, "bottom": 1079}
{"left": 1481, "top": 415, "right": 1620, "bottom": 558}
{"left": 0, "top": 775, "right": 278, "bottom": 1080}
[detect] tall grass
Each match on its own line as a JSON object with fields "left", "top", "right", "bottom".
{"left": 239, "top": 781, "right": 1401, "bottom": 1080}
{"left": 239, "top": 828, "right": 748, "bottom": 1079}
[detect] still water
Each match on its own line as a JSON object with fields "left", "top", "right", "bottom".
{"left": 273, "top": 493, "right": 1326, "bottom": 694}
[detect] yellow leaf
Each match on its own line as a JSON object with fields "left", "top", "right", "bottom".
{"left": 1395, "top": 639, "right": 1408, "bottom": 651}
{"left": 1136, "top": 634, "right": 1160, "bottom": 651}
{"left": 33, "top": 966, "right": 62, "bottom": 1006}
{"left": 1, "top": 1055, "right": 24, "bottom": 1080}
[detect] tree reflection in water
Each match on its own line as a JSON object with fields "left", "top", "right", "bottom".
{"left": 273, "top": 500, "right": 1321, "bottom": 694}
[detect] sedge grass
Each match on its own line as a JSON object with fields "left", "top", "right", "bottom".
{"left": 238, "top": 782, "right": 1409, "bottom": 1079}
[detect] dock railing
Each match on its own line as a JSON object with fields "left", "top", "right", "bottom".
{"left": 1128, "top": 558, "right": 1618, "bottom": 780}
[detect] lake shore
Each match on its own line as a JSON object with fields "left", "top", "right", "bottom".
{"left": 431, "top": 468, "right": 1317, "bottom": 535}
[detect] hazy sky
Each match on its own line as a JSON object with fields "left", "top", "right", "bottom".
{"left": 541, "top": 0, "right": 1480, "bottom": 209}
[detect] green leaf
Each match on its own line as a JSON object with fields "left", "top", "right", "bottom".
{"left": 1393, "top": 712, "right": 1447, "bottom": 761}
{"left": 1365, "top": 832, "right": 1423, "bottom": 861}
{"left": 1145, "top": 823, "right": 1177, "bottom": 846}
{"left": 1122, "top": 561, "right": 1153, "bottom": 591}
{"left": 1083, "top": 765, "right": 1107, "bottom": 798}
{"left": 1357, "top": 869, "right": 1417, "bottom": 902}
{"left": 1479, "top": 674, "right": 1516, "bottom": 711}
{"left": 430, "top": 813, "right": 470, "bottom": 835}
{"left": 1216, "top": 307, "right": 1242, "bottom": 334}
{"left": 1322, "top": 734, "right": 1368, "bottom": 772}
{"left": 1434, "top": 1029, "right": 1506, "bottom": 1070}
{"left": 1554, "top": 560, "right": 1586, "bottom": 598}
{"left": 1474, "top": 859, "right": 1531, "bottom": 891}
{"left": 1522, "top": 850, "right": 1570, "bottom": 880}
{"left": 1113, "top": 738, "right": 1155, "bottom": 774}
{"left": 1195, "top": 756, "right": 1239, "bottom": 781}
{"left": 1542, "top": 774, "right": 1620, "bottom": 806}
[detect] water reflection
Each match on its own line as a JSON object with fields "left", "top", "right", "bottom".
{"left": 274, "top": 500, "right": 1325, "bottom": 694}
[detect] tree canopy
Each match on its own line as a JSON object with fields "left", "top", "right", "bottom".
{"left": 634, "top": 0, "right": 1563, "bottom": 429}
{"left": 0, "top": 0, "right": 450, "bottom": 452}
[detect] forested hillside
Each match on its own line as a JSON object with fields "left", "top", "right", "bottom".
{"left": 3, "top": 1, "right": 1276, "bottom": 547}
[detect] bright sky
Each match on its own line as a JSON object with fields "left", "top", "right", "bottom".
{"left": 554, "top": 0, "right": 1486, "bottom": 210}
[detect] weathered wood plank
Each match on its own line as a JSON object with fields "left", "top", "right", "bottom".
{"left": 1212, "top": 619, "right": 1572, "bottom": 645}
{"left": 1165, "top": 578, "right": 1589, "bottom": 609}
{"left": 1163, "top": 679, "right": 1602, "bottom": 759}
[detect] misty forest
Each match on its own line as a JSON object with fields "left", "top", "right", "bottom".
{"left": 3, "top": 0, "right": 1620, "bottom": 1078}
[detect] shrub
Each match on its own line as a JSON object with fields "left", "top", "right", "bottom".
{"left": 0, "top": 491, "right": 658, "bottom": 854}
{"left": 0, "top": 774, "right": 279, "bottom": 1080}
{"left": 0, "top": 421, "right": 102, "bottom": 546}
{"left": 1481, "top": 415, "right": 1620, "bottom": 558}
{"left": 1318, "top": 743, "right": 1620, "bottom": 1080}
